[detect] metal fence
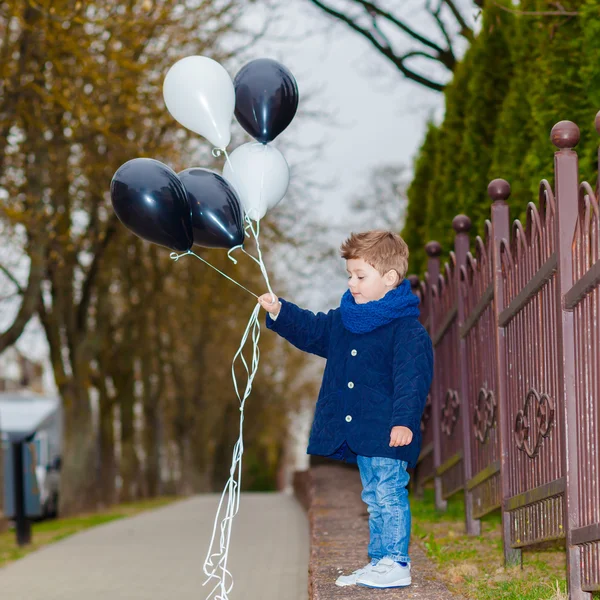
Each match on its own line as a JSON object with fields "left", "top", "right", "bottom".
{"left": 411, "top": 116, "right": 600, "bottom": 598}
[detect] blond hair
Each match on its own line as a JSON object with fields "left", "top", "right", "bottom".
{"left": 340, "top": 230, "right": 409, "bottom": 284}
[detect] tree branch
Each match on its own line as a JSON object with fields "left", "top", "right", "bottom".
{"left": 426, "top": 0, "right": 456, "bottom": 68}
{"left": 368, "top": 7, "right": 393, "bottom": 49}
{"left": 489, "top": 1, "right": 579, "bottom": 16}
{"left": 0, "top": 264, "right": 24, "bottom": 294}
{"left": 0, "top": 239, "right": 46, "bottom": 353}
{"left": 76, "top": 213, "right": 119, "bottom": 334}
{"left": 37, "top": 288, "right": 68, "bottom": 389}
{"left": 308, "top": 0, "right": 447, "bottom": 91}
{"left": 443, "top": 0, "right": 475, "bottom": 40}
{"left": 354, "top": 0, "right": 448, "bottom": 55}
{"left": 401, "top": 50, "right": 444, "bottom": 63}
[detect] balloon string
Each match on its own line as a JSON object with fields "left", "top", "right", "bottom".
{"left": 244, "top": 216, "right": 275, "bottom": 304}
{"left": 170, "top": 250, "right": 258, "bottom": 299}
{"left": 202, "top": 302, "right": 262, "bottom": 600}
{"left": 194, "top": 146, "right": 275, "bottom": 600}
{"left": 213, "top": 145, "right": 275, "bottom": 303}
{"left": 260, "top": 144, "right": 267, "bottom": 222}
{"left": 222, "top": 148, "right": 236, "bottom": 178}
{"left": 227, "top": 245, "right": 244, "bottom": 265}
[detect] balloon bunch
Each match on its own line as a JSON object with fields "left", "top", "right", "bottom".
{"left": 111, "top": 56, "right": 296, "bottom": 254}
{"left": 110, "top": 56, "right": 298, "bottom": 600}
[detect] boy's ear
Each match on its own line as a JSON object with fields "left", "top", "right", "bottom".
{"left": 385, "top": 269, "right": 400, "bottom": 287}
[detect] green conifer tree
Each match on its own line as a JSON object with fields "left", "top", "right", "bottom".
{"left": 488, "top": 0, "right": 538, "bottom": 218}
{"left": 427, "top": 48, "right": 474, "bottom": 263}
{"left": 520, "top": 0, "right": 593, "bottom": 223}
{"left": 403, "top": 122, "right": 440, "bottom": 275}
{"left": 460, "top": 0, "right": 514, "bottom": 234}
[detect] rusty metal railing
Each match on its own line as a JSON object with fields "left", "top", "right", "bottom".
{"left": 410, "top": 116, "right": 600, "bottom": 599}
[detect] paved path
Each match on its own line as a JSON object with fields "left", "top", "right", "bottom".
{"left": 0, "top": 492, "right": 309, "bottom": 600}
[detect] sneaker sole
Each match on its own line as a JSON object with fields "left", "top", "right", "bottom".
{"left": 357, "top": 578, "right": 411, "bottom": 588}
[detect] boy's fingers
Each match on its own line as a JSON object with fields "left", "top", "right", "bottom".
{"left": 258, "top": 294, "right": 276, "bottom": 305}
{"left": 389, "top": 427, "right": 413, "bottom": 447}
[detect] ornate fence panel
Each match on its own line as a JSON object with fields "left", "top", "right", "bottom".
{"left": 409, "top": 275, "right": 435, "bottom": 491}
{"left": 430, "top": 250, "right": 465, "bottom": 502}
{"left": 460, "top": 222, "right": 502, "bottom": 520}
{"left": 560, "top": 129, "right": 600, "bottom": 594}
{"left": 497, "top": 175, "right": 566, "bottom": 551}
{"left": 415, "top": 116, "right": 600, "bottom": 598}
{"left": 565, "top": 181, "right": 600, "bottom": 593}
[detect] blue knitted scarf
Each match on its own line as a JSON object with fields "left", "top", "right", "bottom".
{"left": 340, "top": 278, "right": 420, "bottom": 334}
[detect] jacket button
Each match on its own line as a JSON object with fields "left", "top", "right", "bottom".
{"left": 347, "top": 382, "right": 354, "bottom": 389}
{"left": 351, "top": 349, "right": 357, "bottom": 356}
{"left": 345, "top": 415, "right": 352, "bottom": 422}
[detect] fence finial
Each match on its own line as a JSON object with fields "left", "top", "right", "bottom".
{"left": 452, "top": 214, "right": 472, "bottom": 233}
{"left": 425, "top": 241, "right": 442, "bottom": 257}
{"left": 550, "top": 120, "right": 580, "bottom": 149}
{"left": 407, "top": 274, "right": 420, "bottom": 289}
{"left": 488, "top": 178, "right": 511, "bottom": 202}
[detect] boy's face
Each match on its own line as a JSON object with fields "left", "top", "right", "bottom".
{"left": 346, "top": 258, "right": 398, "bottom": 304}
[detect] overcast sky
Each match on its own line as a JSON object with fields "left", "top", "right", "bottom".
{"left": 234, "top": 0, "right": 477, "bottom": 312}
{"left": 1, "top": 0, "right": 480, "bottom": 389}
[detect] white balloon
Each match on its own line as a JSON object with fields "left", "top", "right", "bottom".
{"left": 163, "top": 56, "right": 234, "bottom": 149}
{"left": 223, "top": 143, "right": 290, "bottom": 221}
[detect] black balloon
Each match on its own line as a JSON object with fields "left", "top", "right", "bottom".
{"left": 178, "top": 168, "right": 245, "bottom": 250}
{"left": 234, "top": 58, "right": 299, "bottom": 144}
{"left": 111, "top": 158, "right": 193, "bottom": 252}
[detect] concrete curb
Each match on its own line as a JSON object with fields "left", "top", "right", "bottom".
{"left": 295, "top": 463, "right": 461, "bottom": 599}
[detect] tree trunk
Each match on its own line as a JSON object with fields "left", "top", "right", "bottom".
{"left": 0, "top": 426, "right": 5, "bottom": 529}
{"left": 141, "top": 297, "right": 163, "bottom": 498}
{"left": 58, "top": 381, "right": 98, "bottom": 516}
{"left": 142, "top": 397, "right": 161, "bottom": 498}
{"left": 211, "top": 402, "right": 238, "bottom": 491}
{"left": 97, "top": 380, "right": 117, "bottom": 507}
{"left": 119, "top": 386, "right": 139, "bottom": 503}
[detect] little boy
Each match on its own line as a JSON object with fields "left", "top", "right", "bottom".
{"left": 257, "top": 230, "right": 433, "bottom": 589}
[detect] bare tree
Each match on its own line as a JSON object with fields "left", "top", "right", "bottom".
{"left": 346, "top": 163, "right": 408, "bottom": 230}
{"left": 307, "top": 0, "right": 477, "bottom": 91}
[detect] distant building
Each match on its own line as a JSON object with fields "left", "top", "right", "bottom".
{"left": 0, "top": 349, "right": 59, "bottom": 522}
{"left": 0, "top": 391, "right": 63, "bottom": 519}
{"left": 0, "top": 347, "right": 44, "bottom": 393}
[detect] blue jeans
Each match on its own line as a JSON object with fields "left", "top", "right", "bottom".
{"left": 357, "top": 455, "right": 411, "bottom": 564}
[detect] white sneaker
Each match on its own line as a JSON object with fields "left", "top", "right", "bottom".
{"left": 335, "top": 560, "right": 379, "bottom": 587}
{"left": 356, "top": 557, "right": 411, "bottom": 588}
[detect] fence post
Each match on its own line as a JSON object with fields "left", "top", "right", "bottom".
{"left": 408, "top": 274, "right": 426, "bottom": 499}
{"left": 452, "top": 215, "right": 482, "bottom": 536}
{"left": 425, "top": 241, "right": 448, "bottom": 511}
{"left": 488, "top": 178, "right": 522, "bottom": 568}
{"left": 551, "top": 120, "right": 588, "bottom": 599}
{"left": 408, "top": 275, "right": 420, "bottom": 298}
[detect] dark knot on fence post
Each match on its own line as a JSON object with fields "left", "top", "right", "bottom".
{"left": 488, "top": 178, "right": 511, "bottom": 203}
{"left": 452, "top": 214, "right": 471, "bottom": 234}
{"left": 551, "top": 120, "right": 580, "bottom": 150}
{"left": 407, "top": 274, "right": 420, "bottom": 290}
{"left": 425, "top": 241, "right": 442, "bottom": 257}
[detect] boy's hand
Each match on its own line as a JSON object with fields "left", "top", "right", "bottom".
{"left": 390, "top": 426, "right": 413, "bottom": 447}
{"left": 257, "top": 293, "right": 281, "bottom": 316}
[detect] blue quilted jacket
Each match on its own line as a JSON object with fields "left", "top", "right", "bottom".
{"left": 266, "top": 298, "right": 434, "bottom": 467}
